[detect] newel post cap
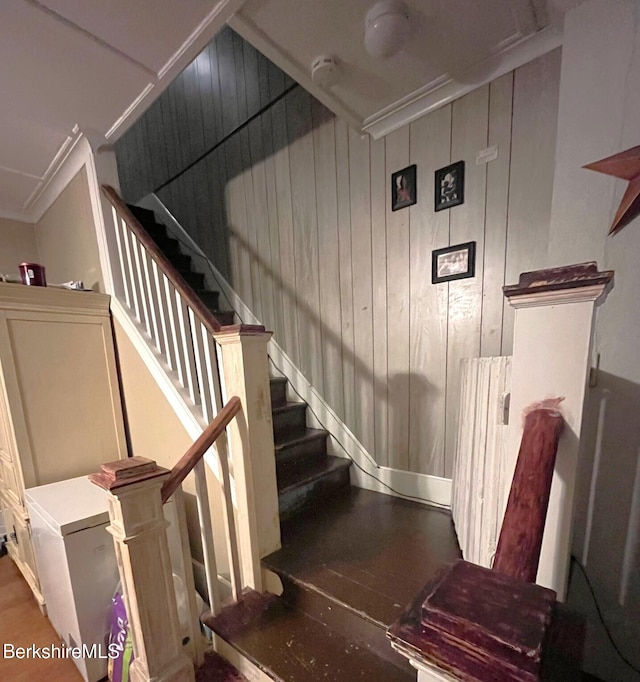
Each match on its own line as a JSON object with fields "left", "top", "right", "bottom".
{"left": 89, "top": 456, "right": 170, "bottom": 491}
{"left": 503, "top": 262, "right": 614, "bottom": 307}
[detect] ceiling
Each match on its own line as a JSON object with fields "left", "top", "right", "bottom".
{"left": 0, "top": 0, "right": 583, "bottom": 222}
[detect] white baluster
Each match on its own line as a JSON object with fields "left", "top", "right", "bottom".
{"left": 122, "top": 228, "right": 144, "bottom": 325}
{"left": 151, "top": 261, "right": 175, "bottom": 370}
{"left": 131, "top": 237, "right": 153, "bottom": 338}
{"left": 163, "top": 276, "right": 187, "bottom": 389}
{"left": 193, "top": 458, "right": 221, "bottom": 616}
{"left": 189, "top": 310, "right": 212, "bottom": 423}
{"left": 113, "top": 211, "right": 132, "bottom": 311}
{"left": 174, "top": 296, "right": 199, "bottom": 406}
{"left": 140, "top": 249, "right": 162, "bottom": 352}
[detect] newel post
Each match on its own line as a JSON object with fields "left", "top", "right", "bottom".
{"left": 90, "top": 457, "right": 194, "bottom": 682}
{"left": 212, "top": 325, "right": 281, "bottom": 592}
{"left": 503, "top": 262, "right": 613, "bottom": 598}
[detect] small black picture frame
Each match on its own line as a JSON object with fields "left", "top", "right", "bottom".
{"left": 434, "top": 160, "right": 465, "bottom": 211}
{"left": 391, "top": 164, "right": 417, "bottom": 211}
{"left": 432, "top": 241, "right": 476, "bottom": 284}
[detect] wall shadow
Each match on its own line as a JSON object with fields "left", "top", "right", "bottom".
{"left": 568, "top": 370, "right": 640, "bottom": 680}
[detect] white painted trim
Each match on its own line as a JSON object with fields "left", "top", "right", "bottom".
{"left": 142, "top": 194, "right": 452, "bottom": 509}
{"left": 363, "top": 24, "right": 563, "bottom": 139}
{"left": 26, "top": 132, "right": 85, "bottom": 222}
{"left": 111, "top": 297, "right": 204, "bottom": 442}
{"left": 506, "top": 283, "right": 610, "bottom": 308}
{"left": 0, "top": 208, "right": 32, "bottom": 222}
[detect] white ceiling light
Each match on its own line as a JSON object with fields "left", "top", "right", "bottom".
{"left": 364, "top": 0, "right": 410, "bottom": 59}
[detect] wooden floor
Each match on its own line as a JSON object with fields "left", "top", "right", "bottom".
{"left": 0, "top": 554, "right": 83, "bottom": 681}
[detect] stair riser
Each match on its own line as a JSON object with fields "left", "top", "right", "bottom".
{"left": 280, "top": 578, "right": 414, "bottom": 677}
{"left": 272, "top": 404, "right": 307, "bottom": 437}
{"left": 128, "top": 205, "right": 156, "bottom": 224}
{"left": 179, "top": 271, "right": 205, "bottom": 290}
{"left": 198, "top": 290, "right": 220, "bottom": 311}
{"left": 279, "top": 464, "right": 350, "bottom": 520}
{"left": 269, "top": 379, "right": 287, "bottom": 408}
{"left": 275, "top": 433, "right": 327, "bottom": 466}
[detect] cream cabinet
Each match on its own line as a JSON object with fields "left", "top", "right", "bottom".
{"left": 0, "top": 283, "right": 127, "bottom": 607}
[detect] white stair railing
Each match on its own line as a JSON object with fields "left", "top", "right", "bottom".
{"left": 101, "top": 185, "right": 280, "bottom": 630}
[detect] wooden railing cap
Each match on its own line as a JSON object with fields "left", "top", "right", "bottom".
{"left": 89, "top": 456, "right": 169, "bottom": 491}
{"left": 503, "top": 261, "right": 614, "bottom": 299}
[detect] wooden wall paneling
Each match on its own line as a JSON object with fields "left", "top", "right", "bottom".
{"left": 481, "top": 73, "right": 513, "bottom": 358}
{"left": 270, "top": 97, "right": 300, "bottom": 366}
{"left": 348, "top": 127, "right": 374, "bottom": 453}
{"left": 385, "top": 126, "right": 411, "bottom": 471}
{"left": 261, "top": 106, "right": 285, "bottom": 340}
{"left": 335, "top": 118, "right": 354, "bottom": 426}
{"left": 267, "top": 60, "right": 286, "bottom": 101}
{"left": 232, "top": 30, "right": 249, "bottom": 124}
{"left": 311, "top": 101, "right": 344, "bottom": 421}
{"left": 191, "top": 159, "right": 212, "bottom": 255}
{"left": 223, "top": 135, "right": 253, "bottom": 309}
{"left": 445, "top": 85, "right": 490, "bottom": 477}
{"left": 217, "top": 27, "right": 240, "bottom": 138}
{"left": 142, "top": 106, "right": 158, "bottom": 193}
{"left": 257, "top": 52, "right": 271, "bottom": 110}
{"left": 159, "top": 88, "right": 178, "bottom": 181}
{"left": 171, "top": 74, "right": 190, "bottom": 175}
{"left": 197, "top": 46, "right": 217, "bottom": 152}
{"left": 242, "top": 41, "right": 261, "bottom": 118}
{"left": 502, "top": 48, "right": 561, "bottom": 354}
{"left": 286, "top": 88, "right": 323, "bottom": 392}
{"left": 129, "top": 115, "right": 147, "bottom": 200}
{"left": 408, "top": 105, "right": 452, "bottom": 476}
{"left": 248, "top": 116, "right": 276, "bottom": 331}
{"left": 239, "top": 125, "right": 263, "bottom": 321}
{"left": 151, "top": 101, "right": 170, "bottom": 191}
{"left": 206, "top": 147, "right": 229, "bottom": 281}
{"left": 183, "top": 61, "right": 206, "bottom": 166}
{"left": 209, "top": 40, "right": 225, "bottom": 149}
{"left": 370, "top": 136, "right": 388, "bottom": 465}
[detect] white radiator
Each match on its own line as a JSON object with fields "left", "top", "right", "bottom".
{"left": 451, "top": 356, "right": 512, "bottom": 568}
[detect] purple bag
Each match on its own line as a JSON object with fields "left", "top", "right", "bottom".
{"left": 108, "top": 591, "right": 134, "bottom": 682}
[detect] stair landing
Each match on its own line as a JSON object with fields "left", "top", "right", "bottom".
{"left": 264, "top": 487, "right": 461, "bottom": 628}
{"left": 205, "top": 488, "right": 461, "bottom": 681}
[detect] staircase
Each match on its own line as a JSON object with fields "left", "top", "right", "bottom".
{"left": 127, "top": 204, "right": 460, "bottom": 681}
{"left": 128, "top": 204, "right": 353, "bottom": 521}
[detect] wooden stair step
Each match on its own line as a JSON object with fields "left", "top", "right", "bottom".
{"left": 202, "top": 590, "right": 414, "bottom": 682}
{"left": 213, "top": 310, "right": 235, "bottom": 326}
{"left": 178, "top": 269, "right": 205, "bottom": 290}
{"left": 278, "top": 456, "right": 351, "bottom": 520}
{"left": 127, "top": 204, "right": 156, "bottom": 225}
{"left": 166, "top": 251, "right": 191, "bottom": 271}
{"left": 272, "top": 401, "right": 307, "bottom": 437}
{"left": 263, "top": 487, "right": 462, "bottom": 635}
{"left": 269, "top": 376, "right": 287, "bottom": 407}
{"left": 274, "top": 427, "right": 328, "bottom": 467}
{"left": 197, "top": 289, "right": 220, "bottom": 311}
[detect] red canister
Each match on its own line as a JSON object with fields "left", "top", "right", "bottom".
{"left": 19, "top": 263, "right": 46, "bottom": 286}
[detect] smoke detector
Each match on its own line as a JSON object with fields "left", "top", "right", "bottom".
{"left": 311, "top": 56, "right": 340, "bottom": 88}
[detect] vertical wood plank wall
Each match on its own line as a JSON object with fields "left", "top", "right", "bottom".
{"left": 115, "top": 33, "right": 561, "bottom": 479}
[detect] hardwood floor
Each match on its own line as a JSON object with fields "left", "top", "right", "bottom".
{"left": 0, "top": 555, "right": 83, "bottom": 681}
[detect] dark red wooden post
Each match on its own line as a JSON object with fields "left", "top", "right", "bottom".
{"left": 493, "top": 408, "right": 564, "bottom": 582}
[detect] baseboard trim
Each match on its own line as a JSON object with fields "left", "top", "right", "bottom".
{"left": 141, "top": 194, "right": 452, "bottom": 509}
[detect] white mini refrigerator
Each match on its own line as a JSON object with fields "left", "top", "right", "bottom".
{"left": 25, "top": 475, "right": 119, "bottom": 682}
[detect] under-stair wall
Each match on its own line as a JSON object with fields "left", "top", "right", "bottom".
{"left": 115, "top": 28, "right": 562, "bottom": 480}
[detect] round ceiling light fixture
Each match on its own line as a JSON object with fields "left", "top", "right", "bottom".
{"left": 364, "top": 0, "right": 410, "bottom": 59}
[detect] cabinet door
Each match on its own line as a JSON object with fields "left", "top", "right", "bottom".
{"left": 1, "top": 494, "right": 41, "bottom": 596}
{"left": 0, "top": 311, "right": 127, "bottom": 487}
{"left": 0, "top": 456, "right": 23, "bottom": 509}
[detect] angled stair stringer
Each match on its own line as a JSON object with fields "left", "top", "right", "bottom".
{"left": 139, "top": 193, "right": 452, "bottom": 511}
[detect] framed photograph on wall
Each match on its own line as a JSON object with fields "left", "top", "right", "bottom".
{"left": 391, "top": 164, "right": 417, "bottom": 211}
{"left": 434, "top": 160, "right": 465, "bottom": 211}
{"left": 432, "top": 241, "right": 476, "bottom": 284}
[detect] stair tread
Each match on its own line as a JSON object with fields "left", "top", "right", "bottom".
{"left": 274, "top": 426, "right": 327, "bottom": 449}
{"left": 203, "top": 590, "right": 414, "bottom": 682}
{"left": 271, "top": 400, "right": 306, "bottom": 414}
{"left": 277, "top": 455, "right": 350, "bottom": 494}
